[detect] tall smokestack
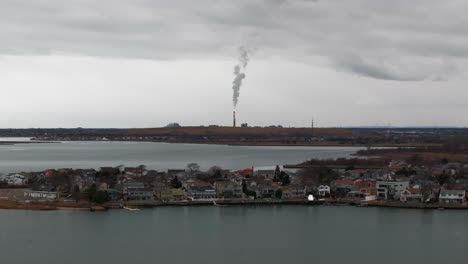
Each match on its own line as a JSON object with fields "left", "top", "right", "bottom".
{"left": 233, "top": 111, "right": 236, "bottom": 127}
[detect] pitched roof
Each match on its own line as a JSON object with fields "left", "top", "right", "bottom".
{"left": 190, "top": 181, "right": 212, "bottom": 188}
{"left": 440, "top": 189, "right": 465, "bottom": 196}
{"left": 334, "top": 179, "right": 355, "bottom": 186}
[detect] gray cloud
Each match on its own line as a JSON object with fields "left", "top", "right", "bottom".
{"left": 1, "top": 0, "right": 468, "bottom": 81}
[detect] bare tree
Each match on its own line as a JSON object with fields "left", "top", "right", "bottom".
{"left": 186, "top": 163, "right": 201, "bottom": 174}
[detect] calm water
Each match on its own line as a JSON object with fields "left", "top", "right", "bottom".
{"left": 0, "top": 141, "right": 362, "bottom": 173}
{"left": 1, "top": 206, "right": 467, "bottom": 264}
{"left": 0, "top": 137, "right": 32, "bottom": 142}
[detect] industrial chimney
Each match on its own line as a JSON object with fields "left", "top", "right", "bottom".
{"left": 233, "top": 111, "right": 236, "bottom": 127}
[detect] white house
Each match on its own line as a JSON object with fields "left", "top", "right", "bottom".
{"left": 400, "top": 188, "right": 423, "bottom": 203}
{"left": 318, "top": 185, "right": 330, "bottom": 197}
{"left": 439, "top": 190, "right": 466, "bottom": 204}
{"left": 24, "top": 190, "right": 59, "bottom": 200}
{"left": 1, "top": 173, "right": 28, "bottom": 186}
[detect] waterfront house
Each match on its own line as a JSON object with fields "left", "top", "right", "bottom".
{"left": 332, "top": 179, "right": 356, "bottom": 197}
{"left": 2, "top": 173, "right": 29, "bottom": 186}
{"left": 400, "top": 188, "right": 423, "bottom": 203}
{"left": 106, "top": 189, "right": 121, "bottom": 201}
{"left": 376, "top": 181, "right": 410, "bottom": 200}
{"left": 214, "top": 181, "right": 243, "bottom": 199}
{"left": 157, "top": 188, "right": 186, "bottom": 202}
{"left": 354, "top": 180, "right": 377, "bottom": 196}
{"left": 122, "top": 182, "right": 154, "bottom": 201}
{"left": 125, "top": 187, "right": 153, "bottom": 201}
{"left": 186, "top": 181, "right": 217, "bottom": 201}
{"left": 23, "top": 190, "right": 59, "bottom": 200}
{"left": 318, "top": 185, "right": 330, "bottom": 197}
{"left": 248, "top": 178, "right": 279, "bottom": 198}
{"left": 439, "top": 190, "right": 466, "bottom": 204}
{"left": 282, "top": 184, "right": 307, "bottom": 199}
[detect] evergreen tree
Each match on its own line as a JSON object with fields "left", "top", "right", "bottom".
{"left": 170, "top": 176, "right": 182, "bottom": 188}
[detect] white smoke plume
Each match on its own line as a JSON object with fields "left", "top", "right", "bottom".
{"left": 232, "top": 46, "right": 253, "bottom": 109}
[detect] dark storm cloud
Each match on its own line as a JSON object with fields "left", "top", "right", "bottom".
{"left": 1, "top": 0, "right": 468, "bottom": 81}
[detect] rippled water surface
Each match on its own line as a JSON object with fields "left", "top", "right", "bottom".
{"left": 0, "top": 140, "right": 362, "bottom": 173}
{"left": 1, "top": 206, "right": 467, "bottom": 264}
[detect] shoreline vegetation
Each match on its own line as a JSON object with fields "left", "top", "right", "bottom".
{"left": 1, "top": 126, "right": 462, "bottom": 148}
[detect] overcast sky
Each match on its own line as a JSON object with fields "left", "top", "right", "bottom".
{"left": 1, "top": 0, "right": 468, "bottom": 128}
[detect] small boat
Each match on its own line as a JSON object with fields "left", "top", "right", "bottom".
{"left": 213, "top": 201, "right": 227, "bottom": 207}
{"left": 123, "top": 206, "right": 141, "bottom": 211}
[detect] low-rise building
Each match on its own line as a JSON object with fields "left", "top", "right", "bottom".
{"left": 376, "top": 181, "right": 410, "bottom": 200}
{"left": 439, "top": 190, "right": 466, "bottom": 204}
{"left": 122, "top": 182, "right": 153, "bottom": 201}
{"left": 1, "top": 173, "right": 29, "bottom": 186}
{"left": 400, "top": 188, "right": 423, "bottom": 203}
{"left": 107, "top": 189, "right": 121, "bottom": 201}
{"left": 157, "top": 188, "right": 186, "bottom": 202}
{"left": 282, "top": 185, "right": 307, "bottom": 199}
{"left": 332, "top": 179, "right": 356, "bottom": 197}
{"left": 353, "top": 180, "right": 377, "bottom": 196}
{"left": 318, "top": 185, "right": 330, "bottom": 197}
{"left": 256, "top": 170, "right": 276, "bottom": 180}
{"left": 23, "top": 190, "right": 59, "bottom": 200}
{"left": 187, "top": 181, "right": 217, "bottom": 201}
{"left": 214, "top": 181, "right": 243, "bottom": 199}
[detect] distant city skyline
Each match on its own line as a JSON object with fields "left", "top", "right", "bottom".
{"left": 1, "top": 0, "right": 468, "bottom": 128}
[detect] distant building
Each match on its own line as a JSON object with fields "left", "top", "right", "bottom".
{"left": 332, "top": 179, "right": 356, "bottom": 197}
{"left": 376, "top": 181, "right": 410, "bottom": 200}
{"left": 122, "top": 182, "right": 153, "bottom": 201}
{"left": 214, "top": 181, "right": 243, "bottom": 199}
{"left": 124, "top": 167, "right": 145, "bottom": 177}
{"left": 256, "top": 170, "right": 276, "bottom": 180}
{"left": 106, "top": 189, "right": 121, "bottom": 201}
{"left": 388, "top": 160, "right": 409, "bottom": 172}
{"left": 282, "top": 185, "right": 307, "bottom": 199}
{"left": 318, "top": 185, "right": 330, "bottom": 197}
{"left": 439, "top": 190, "right": 466, "bottom": 204}
{"left": 157, "top": 188, "right": 185, "bottom": 202}
{"left": 354, "top": 180, "right": 377, "bottom": 196}
{"left": 24, "top": 190, "right": 58, "bottom": 200}
{"left": 187, "top": 182, "right": 217, "bottom": 201}
{"left": 1, "top": 173, "right": 29, "bottom": 186}
{"left": 400, "top": 188, "right": 423, "bottom": 203}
